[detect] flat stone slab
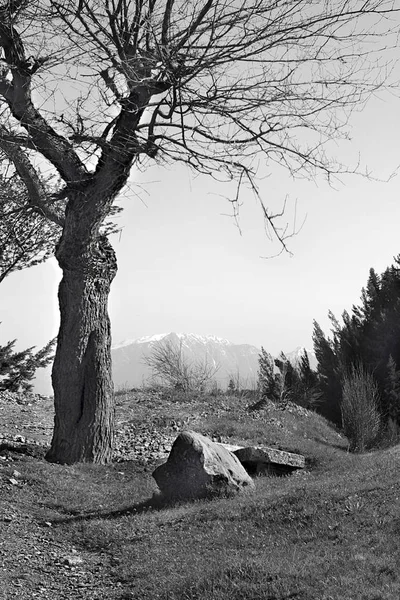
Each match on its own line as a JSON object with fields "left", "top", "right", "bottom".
{"left": 217, "top": 442, "right": 244, "bottom": 453}
{"left": 232, "top": 446, "right": 305, "bottom": 476}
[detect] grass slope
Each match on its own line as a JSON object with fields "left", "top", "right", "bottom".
{"left": 0, "top": 391, "right": 399, "bottom": 599}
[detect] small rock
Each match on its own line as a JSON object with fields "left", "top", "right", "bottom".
{"left": 62, "top": 554, "right": 84, "bottom": 567}
{"left": 8, "top": 478, "right": 19, "bottom": 486}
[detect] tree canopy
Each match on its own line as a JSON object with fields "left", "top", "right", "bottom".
{"left": 1, "top": 1, "right": 398, "bottom": 245}
{"left": 313, "top": 257, "right": 400, "bottom": 426}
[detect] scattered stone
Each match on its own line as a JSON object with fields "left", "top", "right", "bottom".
{"left": 153, "top": 430, "right": 254, "bottom": 500}
{"left": 0, "top": 390, "right": 47, "bottom": 405}
{"left": 233, "top": 446, "right": 305, "bottom": 476}
{"left": 112, "top": 424, "right": 174, "bottom": 462}
{"left": 1, "top": 515, "right": 13, "bottom": 522}
{"left": 62, "top": 554, "right": 84, "bottom": 567}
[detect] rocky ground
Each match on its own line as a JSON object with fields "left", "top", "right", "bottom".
{"left": 0, "top": 389, "right": 314, "bottom": 464}
{"left": 0, "top": 390, "right": 178, "bottom": 463}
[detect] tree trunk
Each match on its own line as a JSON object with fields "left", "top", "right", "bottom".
{"left": 45, "top": 232, "right": 117, "bottom": 464}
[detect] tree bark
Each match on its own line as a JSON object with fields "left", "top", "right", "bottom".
{"left": 46, "top": 228, "right": 117, "bottom": 464}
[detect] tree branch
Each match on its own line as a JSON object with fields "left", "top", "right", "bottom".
{"left": 0, "top": 2, "right": 88, "bottom": 185}
{"left": 0, "top": 129, "right": 64, "bottom": 227}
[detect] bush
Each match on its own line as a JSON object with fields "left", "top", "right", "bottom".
{"left": 341, "top": 365, "right": 381, "bottom": 452}
{"left": 143, "top": 339, "right": 220, "bottom": 392}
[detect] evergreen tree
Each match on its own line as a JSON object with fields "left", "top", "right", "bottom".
{"left": 383, "top": 355, "right": 400, "bottom": 423}
{"left": 274, "top": 352, "right": 298, "bottom": 406}
{"left": 312, "top": 320, "right": 342, "bottom": 424}
{"left": 227, "top": 378, "right": 236, "bottom": 395}
{"left": 356, "top": 268, "right": 381, "bottom": 323}
{"left": 313, "top": 256, "right": 400, "bottom": 428}
{"left": 258, "top": 348, "right": 320, "bottom": 410}
{"left": 257, "top": 347, "right": 279, "bottom": 403}
{"left": 0, "top": 333, "right": 56, "bottom": 393}
{"left": 297, "top": 350, "right": 321, "bottom": 408}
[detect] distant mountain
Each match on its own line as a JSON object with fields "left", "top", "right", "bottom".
{"left": 111, "top": 333, "right": 318, "bottom": 391}
{"left": 111, "top": 332, "right": 261, "bottom": 391}
{"left": 32, "top": 334, "right": 318, "bottom": 394}
{"left": 284, "top": 346, "right": 318, "bottom": 371}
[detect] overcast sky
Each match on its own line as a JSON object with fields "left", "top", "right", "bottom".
{"left": 1, "top": 77, "right": 400, "bottom": 394}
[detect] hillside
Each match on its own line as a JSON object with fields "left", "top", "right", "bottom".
{"left": 1, "top": 389, "right": 399, "bottom": 599}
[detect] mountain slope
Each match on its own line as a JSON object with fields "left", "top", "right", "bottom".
{"left": 32, "top": 334, "right": 318, "bottom": 394}
{"left": 111, "top": 332, "right": 318, "bottom": 391}
{"left": 111, "top": 332, "right": 261, "bottom": 390}
{"left": 285, "top": 346, "right": 318, "bottom": 371}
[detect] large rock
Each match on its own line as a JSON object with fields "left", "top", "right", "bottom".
{"left": 152, "top": 431, "right": 254, "bottom": 500}
{"left": 233, "top": 446, "right": 305, "bottom": 476}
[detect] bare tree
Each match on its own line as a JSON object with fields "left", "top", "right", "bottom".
{"left": 0, "top": 0, "right": 398, "bottom": 463}
{"left": 143, "top": 339, "right": 220, "bottom": 392}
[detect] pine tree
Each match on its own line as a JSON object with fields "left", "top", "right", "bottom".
{"left": 357, "top": 268, "right": 381, "bottom": 323}
{"left": 257, "top": 347, "right": 278, "bottom": 403}
{"left": 297, "top": 350, "right": 321, "bottom": 408}
{"left": 274, "top": 352, "right": 297, "bottom": 406}
{"left": 227, "top": 378, "right": 236, "bottom": 395}
{"left": 313, "top": 256, "right": 400, "bottom": 429}
{"left": 383, "top": 355, "right": 400, "bottom": 424}
{"left": 0, "top": 333, "right": 56, "bottom": 393}
{"left": 312, "top": 320, "right": 342, "bottom": 424}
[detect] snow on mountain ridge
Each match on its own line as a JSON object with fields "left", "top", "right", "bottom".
{"left": 285, "top": 346, "right": 318, "bottom": 370}
{"left": 135, "top": 333, "right": 170, "bottom": 344}
{"left": 112, "top": 332, "right": 233, "bottom": 349}
{"left": 111, "top": 332, "right": 260, "bottom": 389}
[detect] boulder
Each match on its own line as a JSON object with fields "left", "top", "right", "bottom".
{"left": 233, "top": 446, "right": 305, "bottom": 476}
{"left": 152, "top": 430, "right": 254, "bottom": 500}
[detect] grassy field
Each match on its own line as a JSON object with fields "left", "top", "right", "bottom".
{"left": 0, "top": 391, "right": 399, "bottom": 599}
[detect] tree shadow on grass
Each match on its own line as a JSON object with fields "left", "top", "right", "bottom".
{"left": 49, "top": 493, "right": 196, "bottom": 526}
{"left": 311, "top": 436, "right": 348, "bottom": 451}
